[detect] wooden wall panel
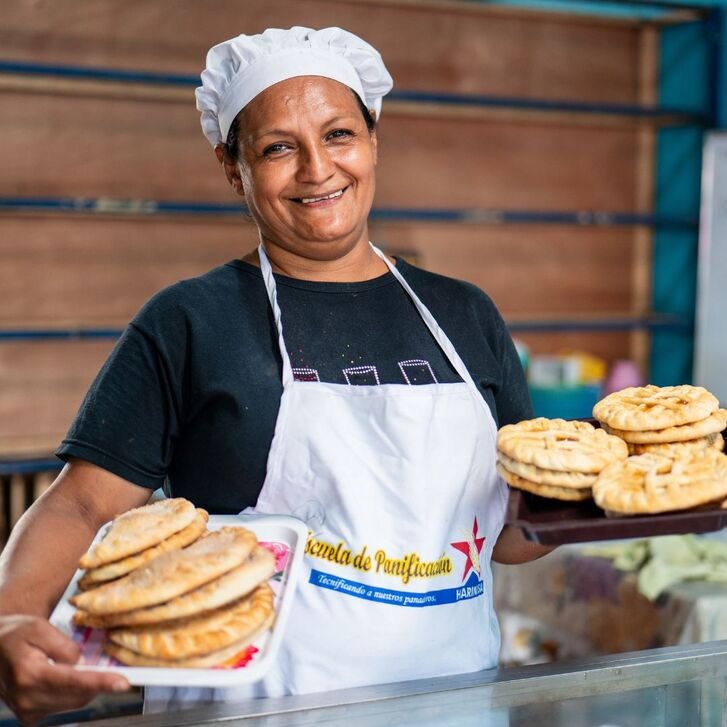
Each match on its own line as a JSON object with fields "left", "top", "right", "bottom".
{"left": 0, "top": 341, "right": 115, "bottom": 451}
{"left": 2, "top": 218, "right": 632, "bottom": 327}
{"left": 0, "top": 217, "right": 257, "bottom": 326}
{"left": 2, "top": 0, "right": 640, "bottom": 102}
{"left": 375, "top": 119, "right": 639, "bottom": 210}
{"left": 2, "top": 93, "right": 639, "bottom": 211}
{"left": 0, "top": 0, "right": 651, "bottom": 450}
{"left": 377, "top": 224, "right": 635, "bottom": 316}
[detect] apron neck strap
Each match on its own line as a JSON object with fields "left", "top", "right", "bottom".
{"left": 258, "top": 244, "right": 294, "bottom": 387}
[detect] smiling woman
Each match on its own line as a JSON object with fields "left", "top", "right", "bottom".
{"left": 0, "top": 25, "right": 546, "bottom": 725}
{"left": 219, "top": 77, "right": 380, "bottom": 271}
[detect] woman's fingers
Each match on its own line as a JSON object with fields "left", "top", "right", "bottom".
{"left": 35, "top": 660, "right": 130, "bottom": 696}
{"left": 24, "top": 618, "right": 80, "bottom": 665}
{"left": 12, "top": 658, "right": 130, "bottom": 726}
{"left": 0, "top": 615, "right": 130, "bottom": 726}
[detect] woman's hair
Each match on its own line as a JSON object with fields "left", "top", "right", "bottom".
{"left": 224, "top": 88, "right": 376, "bottom": 163}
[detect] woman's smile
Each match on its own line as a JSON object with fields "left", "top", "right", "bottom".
{"left": 292, "top": 186, "right": 348, "bottom": 207}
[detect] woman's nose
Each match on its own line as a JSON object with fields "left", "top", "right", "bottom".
{"left": 296, "top": 143, "right": 335, "bottom": 184}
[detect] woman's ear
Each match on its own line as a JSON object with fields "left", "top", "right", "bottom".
{"left": 214, "top": 144, "right": 245, "bottom": 198}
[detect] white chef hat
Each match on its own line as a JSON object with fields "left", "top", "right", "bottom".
{"left": 195, "top": 26, "right": 394, "bottom": 148}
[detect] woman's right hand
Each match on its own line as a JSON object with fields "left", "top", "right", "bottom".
{"left": 0, "top": 614, "right": 130, "bottom": 726}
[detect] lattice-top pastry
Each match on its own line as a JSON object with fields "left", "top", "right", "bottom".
{"left": 593, "top": 385, "right": 720, "bottom": 432}
{"left": 497, "top": 418, "right": 628, "bottom": 473}
{"left": 592, "top": 449, "right": 727, "bottom": 515}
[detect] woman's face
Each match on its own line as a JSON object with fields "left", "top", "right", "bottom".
{"left": 233, "top": 76, "right": 378, "bottom": 261}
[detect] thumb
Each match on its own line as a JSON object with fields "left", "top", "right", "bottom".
{"left": 27, "top": 620, "right": 81, "bottom": 665}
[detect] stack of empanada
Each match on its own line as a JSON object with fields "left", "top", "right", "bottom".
{"left": 496, "top": 418, "right": 628, "bottom": 501}
{"left": 593, "top": 384, "right": 726, "bottom": 457}
{"left": 71, "top": 500, "right": 276, "bottom": 668}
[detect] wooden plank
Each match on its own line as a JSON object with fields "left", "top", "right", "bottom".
{"left": 346, "top": 0, "right": 700, "bottom": 28}
{"left": 0, "top": 91, "right": 641, "bottom": 210}
{"left": 0, "top": 217, "right": 258, "bottom": 326}
{"left": 630, "top": 25, "right": 658, "bottom": 377}
{"left": 0, "top": 0, "right": 641, "bottom": 103}
{"left": 1, "top": 218, "right": 633, "bottom": 326}
{"left": 0, "top": 340, "right": 115, "bottom": 448}
{"left": 374, "top": 224, "right": 634, "bottom": 317}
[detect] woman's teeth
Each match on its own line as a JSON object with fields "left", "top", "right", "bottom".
{"left": 299, "top": 189, "right": 344, "bottom": 204}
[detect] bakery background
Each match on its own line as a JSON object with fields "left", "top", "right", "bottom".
{"left": 2, "top": 0, "right": 727, "bottom": 721}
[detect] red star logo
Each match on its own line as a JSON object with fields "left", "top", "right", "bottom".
{"left": 450, "top": 517, "right": 486, "bottom": 582}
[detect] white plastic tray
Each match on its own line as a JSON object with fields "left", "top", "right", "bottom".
{"left": 50, "top": 513, "right": 307, "bottom": 686}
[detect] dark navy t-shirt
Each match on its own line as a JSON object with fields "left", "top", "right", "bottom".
{"left": 57, "top": 258, "right": 532, "bottom": 513}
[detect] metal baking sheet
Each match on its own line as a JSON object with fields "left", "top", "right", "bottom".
{"left": 50, "top": 513, "right": 307, "bottom": 687}
{"left": 505, "top": 427, "right": 727, "bottom": 545}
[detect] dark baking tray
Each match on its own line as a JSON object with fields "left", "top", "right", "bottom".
{"left": 507, "top": 490, "right": 727, "bottom": 545}
{"left": 505, "top": 425, "right": 727, "bottom": 545}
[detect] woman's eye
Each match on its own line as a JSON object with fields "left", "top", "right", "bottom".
{"left": 327, "top": 129, "right": 353, "bottom": 141}
{"left": 262, "top": 143, "right": 289, "bottom": 156}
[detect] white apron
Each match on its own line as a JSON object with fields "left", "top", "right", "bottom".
{"left": 145, "top": 243, "right": 508, "bottom": 710}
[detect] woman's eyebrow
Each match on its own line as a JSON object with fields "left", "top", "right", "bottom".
{"left": 250, "top": 128, "right": 294, "bottom": 143}
{"left": 251, "top": 114, "right": 360, "bottom": 142}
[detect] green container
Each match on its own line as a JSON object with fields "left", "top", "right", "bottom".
{"left": 528, "top": 385, "right": 602, "bottom": 420}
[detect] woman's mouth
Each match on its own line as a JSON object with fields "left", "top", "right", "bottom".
{"left": 292, "top": 187, "right": 347, "bottom": 207}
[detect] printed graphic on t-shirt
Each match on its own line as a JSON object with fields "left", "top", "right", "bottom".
{"left": 290, "top": 354, "right": 440, "bottom": 386}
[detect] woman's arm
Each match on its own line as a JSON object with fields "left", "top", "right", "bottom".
{"left": 492, "top": 524, "right": 555, "bottom": 565}
{"left": 0, "top": 458, "right": 151, "bottom": 725}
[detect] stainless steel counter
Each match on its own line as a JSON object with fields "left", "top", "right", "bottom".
{"left": 82, "top": 640, "right": 727, "bottom": 727}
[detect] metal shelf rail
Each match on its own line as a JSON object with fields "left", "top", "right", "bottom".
{"left": 0, "top": 195, "right": 699, "bottom": 229}
{"left": 0, "top": 59, "right": 709, "bottom": 127}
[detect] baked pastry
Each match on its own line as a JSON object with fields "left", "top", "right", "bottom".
{"left": 497, "top": 451, "right": 596, "bottom": 489}
{"left": 103, "top": 615, "right": 274, "bottom": 668}
{"left": 593, "top": 385, "right": 719, "bottom": 432}
{"left": 497, "top": 418, "right": 627, "bottom": 473}
{"left": 108, "top": 584, "right": 275, "bottom": 659}
{"left": 71, "top": 526, "right": 257, "bottom": 615}
{"left": 73, "top": 546, "right": 276, "bottom": 628}
{"left": 627, "top": 433, "right": 724, "bottom": 456}
{"left": 496, "top": 463, "right": 592, "bottom": 502}
{"left": 80, "top": 509, "right": 209, "bottom": 585}
{"left": 601, "top": 409, "right": 727, "bottom": 444}
{"left": 79, "top": 498, "right": 198, "bottom": 569}
{"left": 592, "top": 449, "right": 727, "bottom": 515}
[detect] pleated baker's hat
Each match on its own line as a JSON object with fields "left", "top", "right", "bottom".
{"left": 196, "top": 26, "right": 394, "bottom": 147}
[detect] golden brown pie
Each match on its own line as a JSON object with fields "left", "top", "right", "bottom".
{"left": 79, "top": 498, "right": 198, "bottom": 569}
{"left": 592, "top": 449, "right": 727, "bottom": 515}
{"left": 71, "top": 526, "right": 257, "bottom": 615}
{"left": 497, "top": 451, "right": 596, "bottom": 489}
{"left": 593, "top": 385, "right": 719, "bottom": 432}
{"left": 497, "top": 462, "right": 592, "bottom": 501}
{"left": 103, "top": 614, "right": 274, "bottom": 668}
{"left": 73, "top": 546, "right": 276, "bottom": 628}
{"left": 80, "top": 509, "right": 209, "bottom": 585}
{"left": 497, "top": 418, "right": 627, "bottom": 473}
{"left": 107, "top": 584, "right": 274, "bottom": 659}
{"left": 601, "top": 409, "right": 727, "bottom": 444}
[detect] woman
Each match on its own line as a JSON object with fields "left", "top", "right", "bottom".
{"left": 0, "top": 27, "right": 550, "bottom": 723}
